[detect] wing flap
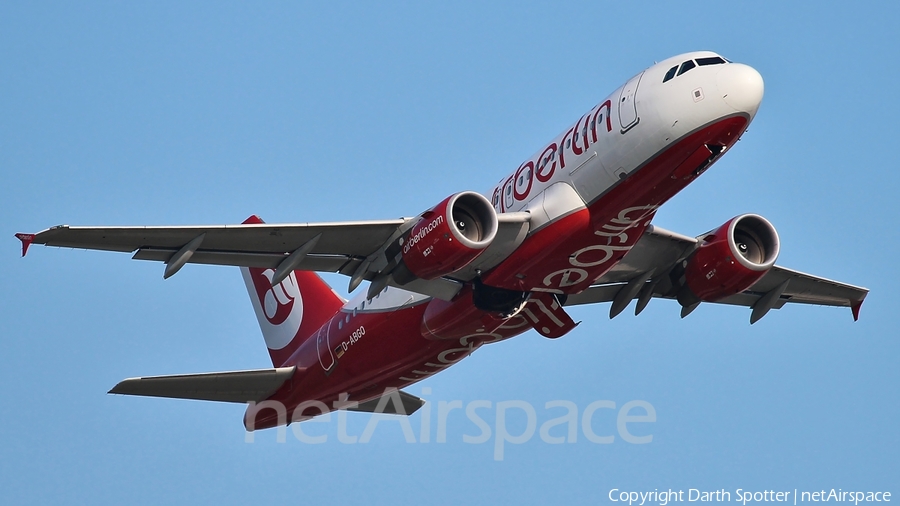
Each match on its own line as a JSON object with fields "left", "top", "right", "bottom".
{"left": 132, "top": 248, "right": 353, "bottom": 272}
{"left": 566, "top": 267, "right": 866, "bottom": 318}
{"left": 564, "top": 283, "right": 622, "bottom": 306}
{"left": 108, "top": 367, "right": 296, "bottom": 403}
{"left": 744, "top": 266, "right": 867, "bottom": 307}
{"left": 387, "top": 276, "right": 462, "bottom": 301}
{"left": 565, "top": 283, "right": 790, "bottom": 309}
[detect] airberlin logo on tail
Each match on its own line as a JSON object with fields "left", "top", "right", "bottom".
{"left": 244, "top": 268, "right": 304, "bottom": 351}
{"left": 255, "top": 269, "right": 300, "bottom": 326}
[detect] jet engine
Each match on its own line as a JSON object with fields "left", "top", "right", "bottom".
{"left": 398, "top": 191, "right": 498, "bottom": 281}
{"left": 677, "top": 214, "right": 780, "bottom": 306}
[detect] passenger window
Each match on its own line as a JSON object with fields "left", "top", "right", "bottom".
{"left": 663, "top": 65, "right": 678, "bottom": 82}
{"left": 696, "top": 56, "right": 726, "bottom": 66}
{"left": 677, "top": 60, "right": 696, "bottom": 76}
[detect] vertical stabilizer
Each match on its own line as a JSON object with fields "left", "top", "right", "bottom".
{"left": 240, "top": 216, "right": 345, "bottom": 367}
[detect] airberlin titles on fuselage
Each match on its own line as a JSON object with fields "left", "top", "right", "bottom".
{"left": 492, "top": 100, "right": 614, "bottom": 212}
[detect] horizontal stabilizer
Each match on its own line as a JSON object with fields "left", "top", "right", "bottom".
{"left": 109, "top": 367, "right": 296, "bottom": 403}
{"left": 346, "top": 390, "right": 426, "bottom": 416}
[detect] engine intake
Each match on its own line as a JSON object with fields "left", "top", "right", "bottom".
{"left": 399, "top": 191, "right": 498, "bottom": 281}
{"left": 678, "top": 214, "right": 780, "bottom": 305}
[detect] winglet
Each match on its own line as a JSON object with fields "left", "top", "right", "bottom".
{"left": 850, "top": 299, "right": 863, "bottom": 322}
{"left": 14, "top": 233, "right": 35, "bottom": 257}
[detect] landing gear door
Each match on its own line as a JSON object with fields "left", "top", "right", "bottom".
{"left": 618, "top": 72, "right": 643, "bottom": 133}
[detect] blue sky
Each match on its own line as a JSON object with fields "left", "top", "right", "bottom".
{"left": 2, "top": 2, "right": 897, "bottom": 504}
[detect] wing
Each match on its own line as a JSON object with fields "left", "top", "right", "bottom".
{"left": 23, "top": 219, "right": 409, "bottom": 271}
{"left": 18, "top": 212, "right": 531, "bottom": 301}
{"left": 564, "top": 225, "right": 869, "bottom": 323}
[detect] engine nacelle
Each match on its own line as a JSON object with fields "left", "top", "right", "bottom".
{"left": 679, "top": 214, "right": 780, "bottom": 304}
{"left": 399, "top": 191, "right": 498, "bottom": 281}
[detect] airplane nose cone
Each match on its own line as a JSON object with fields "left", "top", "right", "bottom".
{"left": 717, "top": 63, "right": 764, "bottom": 117}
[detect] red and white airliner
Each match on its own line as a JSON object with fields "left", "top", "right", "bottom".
{"left": 17, "top": 51, "right": 867, "bottom": 431}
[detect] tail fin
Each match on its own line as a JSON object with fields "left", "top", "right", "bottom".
{"left": 240, "top": 216, "right": 345, "bottom": 367}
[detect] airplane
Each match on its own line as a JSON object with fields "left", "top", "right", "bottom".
{"left": 16, "top": 51, "right": 868, "bottom": 431}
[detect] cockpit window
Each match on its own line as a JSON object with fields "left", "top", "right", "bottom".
{"left": 677, "top": 60, "right": 696, "bottom": 76}
{"left": 664, "top": 56, "right": 726, "bottom": 83}
{"left": 696, "top": 56, "right": 726, "bottom": 66}
{"left": 662, "top": 65, "right": 678, "bottom": 83}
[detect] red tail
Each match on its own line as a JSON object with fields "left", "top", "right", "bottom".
{"left": 239, "top": 216, "right": 345, "bottom": 367}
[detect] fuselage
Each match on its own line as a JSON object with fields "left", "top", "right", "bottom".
{"left": 248, "top": 51, "right": 765, "bottom": 429}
